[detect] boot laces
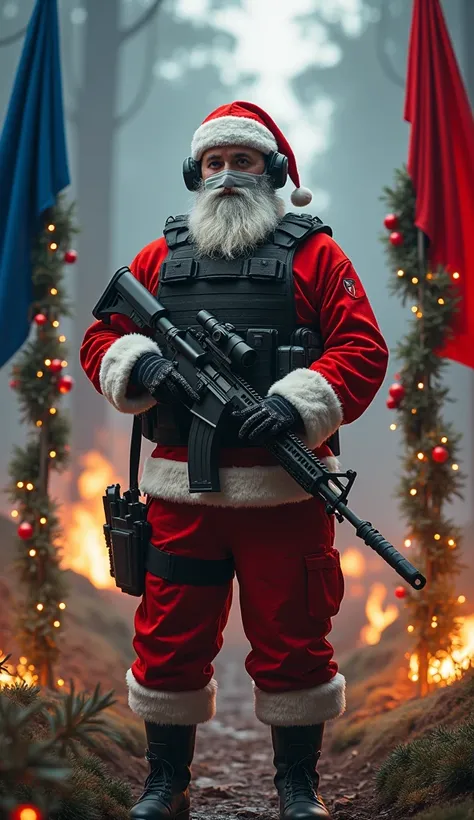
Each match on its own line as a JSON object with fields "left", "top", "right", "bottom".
{"left": 284, "top": 753, "right": 319, "bottom": 803}
{"left": 142, "top": 753, "right": 174, "bottom": 800}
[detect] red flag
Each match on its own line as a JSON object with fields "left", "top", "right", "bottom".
{"left": 404, "top": 0, "right": 474, "bottom": 370}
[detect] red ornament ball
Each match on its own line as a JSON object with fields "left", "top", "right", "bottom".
{"left": 386, "top": 397, "right": 399, "bottom": 410}
{"left": 57, "top": 374, "right": 74, "bottom": 394}
{"left": 384, "top": 213, "right": 399, "bottom": 230}
{"left": 49, "top": 358, "right": 63, "bottom": 373}
{"left": 395, "top": 586, "right": 407, "bottom": 599}
{"left": 432, "top": 445, "right": 449, "bottom": 464}
{"left": 17, "top": 521, "right": 34, "bottom": 540}
{"left": 9, "top": 379, "right": 19, "bottom": 389}
{"left": 34, "top": 313, "right": 48, "bottom": 326}
{"left": 389, "top": 382, "right": 406, "bottom": 402}
{"left": 64, "top": 249, "right": 78, "bottom": 264}
{"left": 389, "top": 231, "right": 404, "bottom": 247}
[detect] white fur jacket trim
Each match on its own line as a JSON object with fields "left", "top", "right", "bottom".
{"left": 267, "top": 368, "right": 343, "bottom": 450}
{"left": 139, "top": 454, "right": 340, "bottom": 508}
{"left": 99, "top": 333, "right": 161, "bottom": 414}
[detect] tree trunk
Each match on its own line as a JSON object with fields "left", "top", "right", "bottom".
{"left": 71, "top": 0, "right": 120, "bottom": 486}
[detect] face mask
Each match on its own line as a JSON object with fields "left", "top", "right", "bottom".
{"left": 203, "top": 169, "right": 261, "bottom": 191}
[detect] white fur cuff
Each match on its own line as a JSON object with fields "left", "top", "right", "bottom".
{"left": 254, "top": 673, "right": 346, "bottom": 726}
{"left": 99, "top": 333, "right": 161, "bottom": 414}
{"left": 126, "top": 669, "right": 218, "bottom": 725}
{"left": 191, "top": 115, "right": 278, "bottom": 160}
{"left": 268, "top": 368, "right": 343, "bottom": 450}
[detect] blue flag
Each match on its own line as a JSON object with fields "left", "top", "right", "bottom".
{"left": 0, "top": 0, "right": 70, "bottom": 369}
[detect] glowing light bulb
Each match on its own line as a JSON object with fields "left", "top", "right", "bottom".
{"left": 410, "top": 488, "right": 417, "bottom": 496}
{"left": 61, "top": 360, "right": 67, "bottom": 367}
{"left": 58, "top": 335, "right": 66, "bottom": 343}
{"left": 39, "top": 517, "right": 47, "bottom": 524}
{"left": 417, "top": 382, "right": 424, "bottom": 389}
{"left": 52, "top": 320, "right": 60, "bottom": 328}
{"left": 407, "top": 625, "right": 414, "bottom": 632}
{"left": 448, "top": 539, "right": 456, "bottom": 547}
{"left": 453, "top": 272, "right": 460, "bottom": 280}
{"left": 458, "top": 595, "right": 466, "bottom": 604}
{"left": 44, "top": 358, "right": 51, "bottom": 366}
{"left": 26, "top": 483, "right": 34, "bottom": 491}
{"left": 49, "top": 407, "right": 57, "bottom": 415}
{"left": 49, "top": 450, "right": 57, "bottom": 458}
{"left": 50, "top": 287, "right": 58, "bottom": 295}
{"left": 36, "top": 603, "right": 44, "bottom": 611}
{"left": 434, "top": 534, "right": 441, "bottom": 540}
{"left": 411, "top": 306, "right": 418, "bottom": 313}
{"left": 411, "top": 408, "right": 417, "bottom": 415}
{"left": 53, "top": 620, "right": 61, "bottom": 628}
{"left": 417, "top": 452, "right": 424, "bottom": 460}
{"left": 36, "top": 370, "right": 43, "bottom": 378}
{"left": 57, "top": 678, "right": 65, "bottom": 687}
{"left": 426, "top": 272, "right": 433, "bottom": 280}
{"left": 431, "top": 622, "right": 438, "bottom": 628}
{"left": 47, "top": 224, "right": 55, "bottom": 232}
{"left": 29, "top": 549, "right": 36, "bottom": 557}
{"left": 441, "top": 436, "right": 448, "bottom": 444}
{"left": 397, "top": 269, "right": 404, "bottom": 277}
{"left": 11, "top": 509, "right": 19, "bottom": 518}
{"left": 416, "top": 311, "right": 423, "bottom": 318}
{"left": 452, "top": 463, "right": 459, "bottom": 471}
{"left": 390, "top": 423, "right": 397, "bottom": 431}
{"left": 36, "top": 420, "right": 43, "bottom": 427}
{"left": 17, "top": 481, "right": 24, "bottom": 488}
{"left": 438, "top": 298, "right": 445, "bottom": 305}
{"left": 412, "top": 277, "right": 419, "bottom": 284}
{"left": 49, "top": 242, "right": 58, "bottom": 251}
{"left": 404, "top": 539, "right": 412, "bottom": 547}
{"left": 59, "top": 602, "right": 66, "bottom": 610}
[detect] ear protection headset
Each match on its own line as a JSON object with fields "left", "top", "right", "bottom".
{"left": 182, "top": 151, "right": 288, "bottom": 192}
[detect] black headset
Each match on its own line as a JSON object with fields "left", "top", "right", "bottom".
{"left": 182, "top": 151, "right": 288, "bottom": 192}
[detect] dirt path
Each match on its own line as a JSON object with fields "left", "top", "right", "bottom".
{"left": 127, "top": 645, "right": 384, "bottom": 820}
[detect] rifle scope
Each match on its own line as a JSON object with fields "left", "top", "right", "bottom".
{"left": 196, "top": 310, "right": 257, "bottom": 369}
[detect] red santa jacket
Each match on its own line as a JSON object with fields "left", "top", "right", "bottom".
{"left": 80, "top": 229, "right": 389, "bottom": 507}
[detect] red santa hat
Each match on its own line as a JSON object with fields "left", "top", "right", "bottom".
{"left": 191, "top": 100, "right": 313, "bottom": 207}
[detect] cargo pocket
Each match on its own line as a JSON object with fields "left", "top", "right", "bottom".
{"left": 305, "top": 547, "right": 345, "bottom": 619}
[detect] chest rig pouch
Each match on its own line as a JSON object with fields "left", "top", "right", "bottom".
{"left": 141, "top": 212, "right": 340, "bottom": 454}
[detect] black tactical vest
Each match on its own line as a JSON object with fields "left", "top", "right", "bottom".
{"left": 141, "top": 212, "right": 333, "bottom": 447}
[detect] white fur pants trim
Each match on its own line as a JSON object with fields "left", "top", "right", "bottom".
{"left": 254, "top": 673, "right": 346, "bottom": 726}
{"left": 126, "top": 669, "right": 217, "bottom": 725}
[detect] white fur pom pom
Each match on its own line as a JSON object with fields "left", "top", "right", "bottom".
{"left": 290, "top": 187, "right": 313, "bottom": 207}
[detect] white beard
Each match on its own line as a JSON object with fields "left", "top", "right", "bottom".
{"left": 188, "top": 176, "right": 285, "bottom": 260}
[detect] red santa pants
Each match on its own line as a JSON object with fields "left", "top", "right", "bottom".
{"left": 127, "top": 496, "right": 346, "bottom": 727}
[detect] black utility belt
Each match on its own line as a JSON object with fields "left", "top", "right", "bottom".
{"left": 146, "top": 543, "right": 235, "bottom": 587}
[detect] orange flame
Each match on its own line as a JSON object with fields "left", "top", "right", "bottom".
{"left": 409, "top": 614, "right": 474, "bottom": 686}
{"left": 360, "top": 582, "right": 399, "bottom": 645}
{"left": 340, "top": 547, "right": 366, "bottom": 578}
{"left": 61, "top": 450, "right": 123, "bottom": 588}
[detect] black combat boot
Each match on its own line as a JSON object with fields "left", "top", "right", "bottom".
{"left": 272, "top": 724, "right": 331, "bottom": 819}
{"left": 130, "top": 723, "right": 196, "bottom": 819}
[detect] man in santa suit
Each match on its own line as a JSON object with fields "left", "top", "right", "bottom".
{"left": 81, "top": 101, "right": 389, "bottom": 820}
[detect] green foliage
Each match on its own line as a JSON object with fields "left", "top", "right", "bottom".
{"left": 0, "top": 676, "right": 131, "bottom": 818}
{"left": 330, "top": 720, "right": 366, "bottom": 753}
{"left": 375, "top": 720, "right": 474, "bottom": 812}
{"left": 414, "top": 799, "right": 474, "bottom": 820}
{"left": 6, "top": 195, "right": 77, "bottom": 686}
{"left": 381, "top": 167, "right": 466, "bottom": 681}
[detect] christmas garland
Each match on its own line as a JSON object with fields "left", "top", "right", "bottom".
{"left": 7, "top": 197, "right": 77, "bottom": 690}
{"left": 381, "top": 166, "right": 467, "bottom": 693}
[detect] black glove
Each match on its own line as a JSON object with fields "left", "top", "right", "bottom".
{"left": 232, "top": 394, "right": 303, "bottom": 444}
{"left": 129, "top": 352, "right": 200, "bottom": 405}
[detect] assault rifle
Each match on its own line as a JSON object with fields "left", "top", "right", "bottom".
{"left": 93, "top": 267, "right": 426, "bottom": 591}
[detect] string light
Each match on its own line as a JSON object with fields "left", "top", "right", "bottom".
{"left": 448, "top": 539, "right": 456, "bottom": 547}
{"left": 411, "top": 408, "right": 417, "bottom": 414}
{"left": 441, "top": 436, "right": 448, "bottom": 444}
{"left": 411, "top": 305, "right": 418, "bottom": 313}
{"left": 36, "top": 420, "right": 43, "bottom": 428}
{"left": 438, "top": 298, "right": 445, "bottom": 305}
{"left": 26, "top": 483, "right": 34, "bottom": 491}
{"left": 458, "top": 595, "right": 466, "bottom": 604}
{"left": 411, "top": 276, "right": 419, "bottom": 284}
{"left": 36, "top": 603, "right": 44, "bottom": 611}
{"left": 434, "top": 533, "right": 441, "bottom": 540}
{"left": 58, "top": 335, "right": 66, "bottom": 343}
{"left": 417, "top": 452, "right": 424, "bottom": 460}
{"left": 417, "top": 382, "right": 424, "bottom": 389}
{"left": 39, "top": 517, "right": 47, "bottom": 524}
{"left": 52, "top": 320, "right": 60, "bottom": 328}
{"left": 57, "top": 678, "right": 65, "bottom": 687}
{"left": 47, "top": 224, "right": 55, "bottom": 232}
{"left": 410, "top": 488, "right": 417, "bottom": 496}
{"left": 452, "top": 463, "right": 459, "bottom": 471}
{"left": 49, "top": 407, "right": 57, "bottom": 415}
{"left": 49, "top": 450, "right": 57, "bottom": 459}
{"left": 49, "top": 242, "right": 58, "bottom": 251}
{"left": 404, "top": 539, "right": 412, "bottom": 547}
{"left": 36, "top": 370, "right": 43, "bottom": 378}
{"left": 397, "top": 269, "right": 405, "bottom": 277}
{"left": 432, "top": 616, "right": 437, "bottom": 621}
{"left": 453, "top": 272, "right": 460, "bottom": 280}
{"left": 28, "top": 664, "right": 35, "bottom": 671}
{"left": 58, "top": 602, "right": 66, "bottom": 610}
{"left": 426, "top": 272, "right": 433, "bottom": 280}
{"left": 44, "top": 358, "right": 51, "bottom": 367}
{"left": 431, "top": 622, "right": 438, "bottom": 628}
{"left": 17, "top": 481, "right": 24, "bottom": 488}
{"left": 61, "top": 360, "right": 67, "bottom": 367}
{"left": 53, "top": 620, "right": 61, "bottom": 628}
{"left": 407, "top": 625, "right": 414, "bottom": 632}
{"left": 50, "top": 287, "right": 58, "bottom": 295}
{"left": 416, "top": 311, "right": 423, "bottom": 318}
{"left": 29, "top": 549, "right": 36, "bottom": 557}
{"left": 11, "top": 509, "right": 19, "bottom": 518}
{"left": 390, "top": 423, "right": 397, "bottom": 431}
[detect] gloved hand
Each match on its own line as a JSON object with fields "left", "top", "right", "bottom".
{"left": 129, "top": 352, "right": 200, "bottom": 405}
{"left": 232, "top": 394, "right": 303, "bottom": 444}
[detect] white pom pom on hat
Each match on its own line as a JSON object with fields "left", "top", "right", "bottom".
{"left": 191, "top": 101, "right": 313, "bottom": 207}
